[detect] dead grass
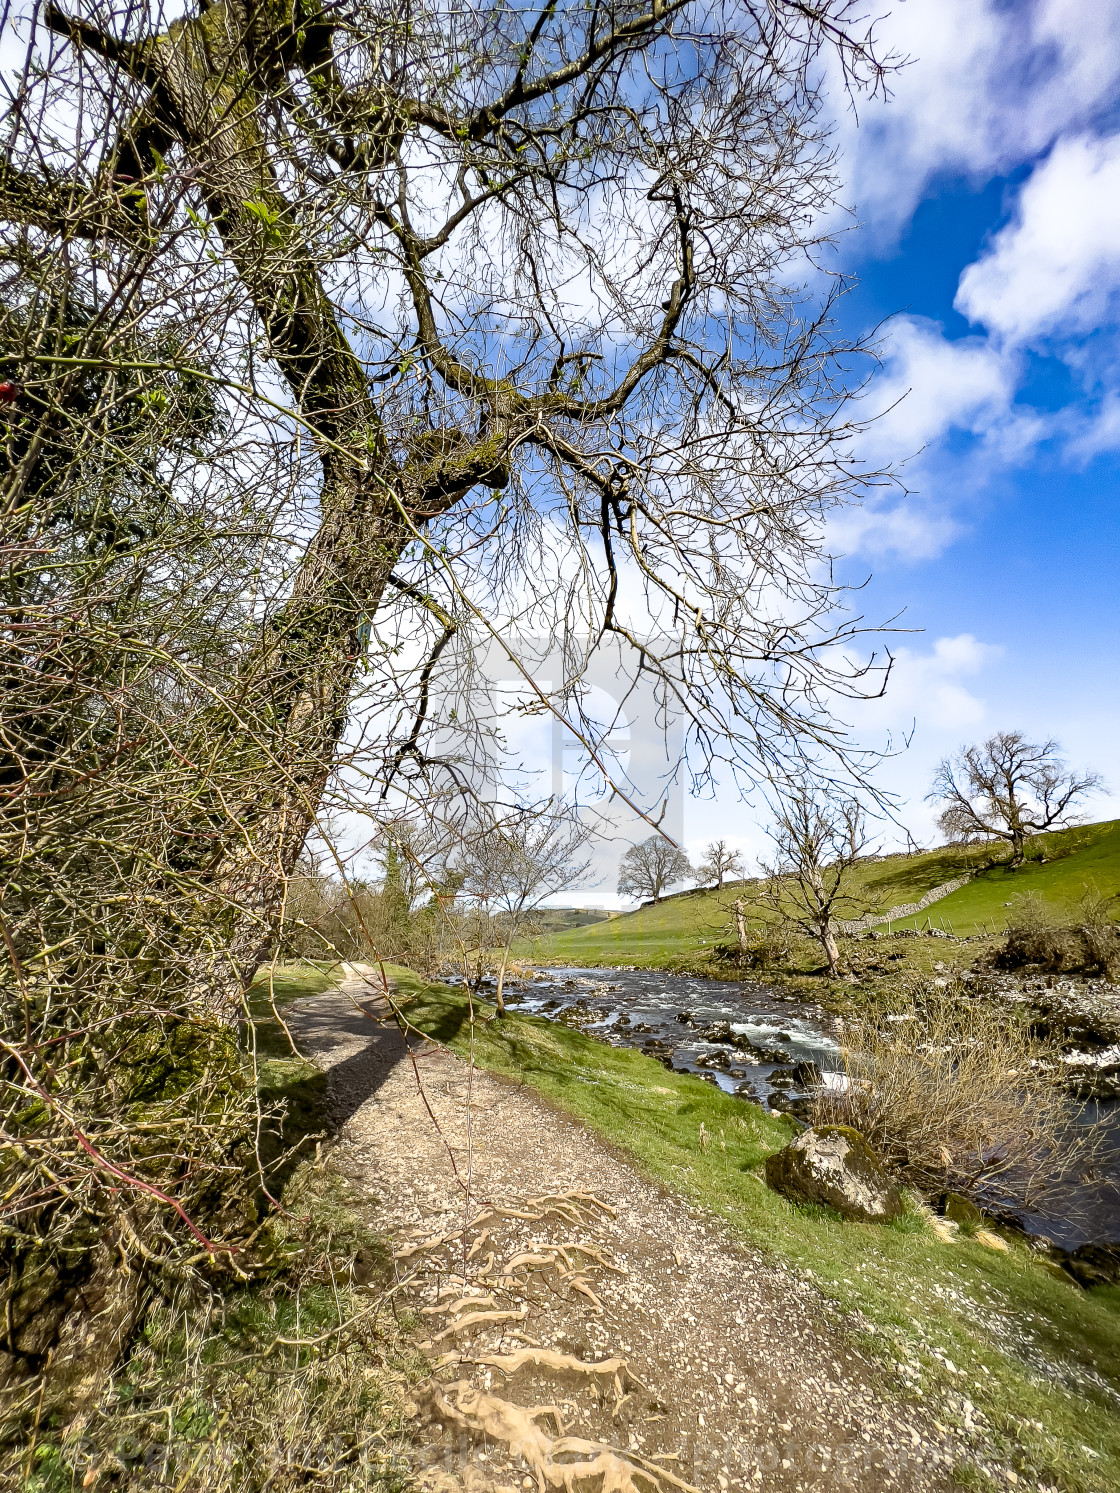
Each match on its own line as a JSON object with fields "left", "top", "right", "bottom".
{"left": 17, "top": 1164, "right": 423, "bottom": 1493}
{"left": 810, "top": 985, "right": 1106, "bottom": 1211}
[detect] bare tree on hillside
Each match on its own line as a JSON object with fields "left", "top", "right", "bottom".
{"left": 759, "top": 780, "right": 868, "bottom": 976}
{"left": 698, "top": 839, "right": 746, "bottom": 891}
{"left": 618, "top": 837, "right": 694, "bottom": 904}
{"left": 929, "top": 733, "right": 1102, "bottom": 866}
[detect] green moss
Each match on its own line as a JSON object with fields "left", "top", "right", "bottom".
{"left": 116, "top": 1016, "right": 247, "bottom": 1107}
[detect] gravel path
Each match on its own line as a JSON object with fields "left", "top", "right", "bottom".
{"left": 288, "top": 968, "right": 985, "bottom": 1493}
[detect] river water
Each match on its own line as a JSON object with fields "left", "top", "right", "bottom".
{"left": 486, "top": 964, "right": 1120, "bottom": 1254}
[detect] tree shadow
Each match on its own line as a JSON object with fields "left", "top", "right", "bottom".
{"left": 285, "top": 992, "right": 435, "bottom": 1132}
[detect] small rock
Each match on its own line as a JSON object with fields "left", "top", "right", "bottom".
{"left": 941, "top": 1192, "right": 984, "bottom": 1227}
{"left": 763, "top": 1125, "right": 904, "bottom": 1222}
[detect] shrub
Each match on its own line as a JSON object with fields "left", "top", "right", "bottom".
{"left": 996, "top": 893, "right": 1075, "bottom": 972}
{"left": 1075, "top": 889, "right": 1120, "bottom": 979}
{"left": 810, "top": 986, "right": 1104, "bottom": 1211}
{"left": 994, "top": 890, "right": 1120, "bottom": 979}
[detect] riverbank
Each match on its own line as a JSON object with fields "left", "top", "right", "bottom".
{"left": 355, "top": 965, "right": 1120, "bottom": 1492}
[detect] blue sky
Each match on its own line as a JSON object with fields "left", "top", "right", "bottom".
{"left": 673, "top": 0, "right": 1120, "bottom": 873}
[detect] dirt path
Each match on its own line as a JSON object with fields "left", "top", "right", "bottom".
{"left": 288, "top": 968, "right": 990, "bottom": 1493}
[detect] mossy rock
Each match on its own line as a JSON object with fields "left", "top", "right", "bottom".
{"left": 942, "top": 1191, "right": 985, "bottom": 1227}
{"left": 764, "top": 1124, "right": 904, "bottom": 1222}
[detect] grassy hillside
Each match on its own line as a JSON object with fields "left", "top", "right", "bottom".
{"left": 521, "top": 819, "right": 1120, "bottom": 968}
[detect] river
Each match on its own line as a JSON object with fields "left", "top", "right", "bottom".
{"left": 482, "top": 964, "right": 1120, "bottom": 1255}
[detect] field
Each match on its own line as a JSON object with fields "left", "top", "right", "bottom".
{"left": 518, "top": 819, "right": 1120, "bottom": 971}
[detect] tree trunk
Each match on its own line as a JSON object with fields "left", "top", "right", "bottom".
{"left": 733, "top": 899, "right": 748, "bottom": 953}
{"left": 36, "top": 5, "right": 430, "bottom": 1011}
{"left": 821, "top": 925, "right": 840, "bottom": 977}
{"left": 493, "top": 939, "right": 512, "bottom": 1017}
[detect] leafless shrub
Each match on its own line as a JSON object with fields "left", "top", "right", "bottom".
{"left": 994, "top": 891, "right": 1120, "bottom": 979}
{"left": 736, "top": 917, "right": 797, "bottom": 972}
{"left": 996, "top": 894, "right": 1075, "bottom": 973}
{"left": 811, "top": 987, "right": 1102, "bottom": 1210}
{"left": 5, "top": 1165, "right": 415, "bottom": 1492}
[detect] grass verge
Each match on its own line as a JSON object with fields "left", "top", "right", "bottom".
{"left": 391, "top": 970, "right": 1120, "bottom": 1493}
{"left": 21, "top": 1162, "right": 423, "bottom": 1493}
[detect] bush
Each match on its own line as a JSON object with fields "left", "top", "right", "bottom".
{"left": 9, "top": 1163, "right": 417, "bottom": 1493}
{"left": 994, "top": 890, "right": 1120, "bottom": 979}
{"left": 810, "top": 986, "right": 1104, "bottom": 1211}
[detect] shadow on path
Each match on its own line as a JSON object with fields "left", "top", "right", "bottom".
{"left": 285, "top": 988, "right": 422, "bottom": 1132}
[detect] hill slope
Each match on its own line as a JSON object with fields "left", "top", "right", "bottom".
{"left": 523, "top": 819, "right": 1120, "bottom": 967}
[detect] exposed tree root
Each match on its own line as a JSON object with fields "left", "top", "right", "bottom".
{"left": 466, "top": 1348, "right": 646, "bottom": 1400}
{"left": 421, "top": 1295, "right": 497, "bottom": 1317}
{"left": 431, "top": 1308, "right": 528, "bottom": 1342}
{"left": 417, "top": 1381, "right": 699, "bottom": 1493}
{"left": 395, "top": 1195, "right": 611, "bottom": 1263}
{"left": 566, "top": 1278, "right": 604, "bottom": 1313}
{"left": 503, "top": 1251, "right": 559, "bottom": 1273}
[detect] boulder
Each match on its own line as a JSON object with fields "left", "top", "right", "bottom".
{"left": 701, "top": 1020, "right": 733, "bottom": 1041}
{"left": 790, "top": 1060, "right": 823, "bottom": 1087}
{"left": 695, "top": 1049, "right": 732, "bottom": 1070}
{"left": 1061, "top": 1241, "right": 1120, "bottom": 1289}
{"left": 764, "top": 1125, "right": 904, "bottom": 1222}
{"left": 738, "top": 1037, "right": 796, "bottom": 1064}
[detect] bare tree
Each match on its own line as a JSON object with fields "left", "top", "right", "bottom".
{"left": 929, "top": 732, "right": 1102, "bottom": 866}
{"left": 0, "top": 0, "right": 897, "bottom": 1423}
{"left": 618, "top": 837, "right": 694, "bottom": 904}
{"left": 759, "top": 781, "right": 868, "bottom": 976}
{"left": 0, "top": 0, "right": 893, "bottom": 1000}
{"left": 454, "top": 803, "right": 595, "bottom": 1012}
{"left": 697, "top": 839, "right": 745, "bottom": 891}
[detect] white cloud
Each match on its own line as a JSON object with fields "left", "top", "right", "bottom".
{"left": 834, "top": 0, "right": 1120, "bottom": 236}
{"left": 829, "top": 497, "right": 959, "bottom": 563}
{"left": 955, "top": 133, "right": 1120, "bottom": 344}
{"left": 839, "top": 318, "right": 1041, "bottom": 560}
{"left": 862, "top": 633, "right": 1004, "bottom": 735}
{"left": 862, "top": 316, "right": 1019, "bottom": 459}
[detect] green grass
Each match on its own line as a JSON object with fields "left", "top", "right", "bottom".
{"left": 390, "top": 971, "right": 1120, "bottom": 1493}
{"left": 889, "top": 821, "right": 1120, "bottom": 935}
{"left": 520, "top": 819, "right": 1120, "bottom": 967}
{"left": 248, "top": 958, "right": 342, "bottom": 1013}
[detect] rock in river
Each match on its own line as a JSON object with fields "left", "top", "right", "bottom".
{"left": 764, "top": 1125, "right": 904, "bottom": 1222}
